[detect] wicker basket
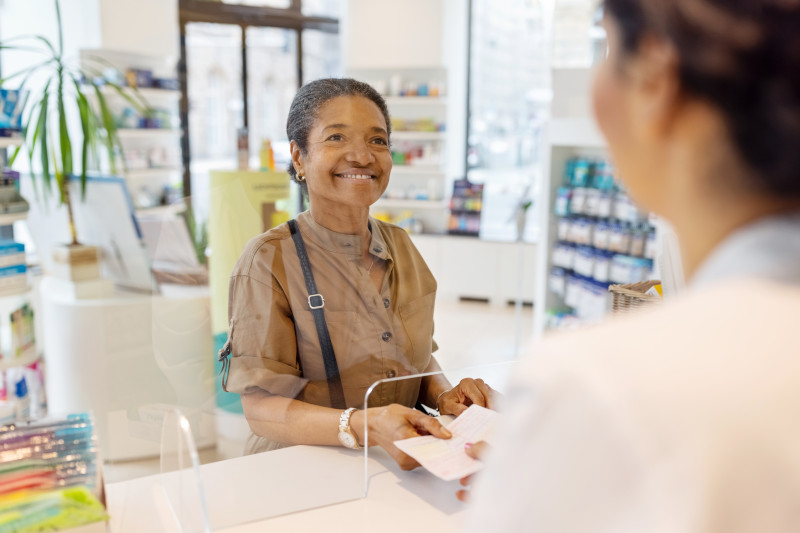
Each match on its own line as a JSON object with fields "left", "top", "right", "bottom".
{"left": 608, "top": 280, "right": 662, "bottom": 314}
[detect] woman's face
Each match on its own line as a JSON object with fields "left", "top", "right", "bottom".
{"left": 592, "top": 16, "right": 668, "bottom": 214}
{"left": 293, "top": 95, "right": 392, "bottom": 213}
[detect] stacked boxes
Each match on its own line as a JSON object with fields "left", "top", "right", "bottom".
{"left": 0, "top": 241, "right": 26, "bottom": 294}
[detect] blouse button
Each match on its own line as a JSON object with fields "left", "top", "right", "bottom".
{"left": 381, "top": 331, "right": 392, "bottom": 342}
{"left": 386, "top": 369, "right": 396, "bottom": 378}
{"left": 383, "top": 298, "right": 390, "bottom": 308}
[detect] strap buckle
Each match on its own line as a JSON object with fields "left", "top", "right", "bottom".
{"left": 308, "top": 293, "right": 325, "bottom": 309}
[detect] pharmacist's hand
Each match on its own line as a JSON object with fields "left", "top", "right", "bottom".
{"left": 353, "top": 404, "right": 451, "bottom": 471}
{"left": 457, "top": 441, "right": 490, "bottom": 502}
{"left": 437, "top": 378, "right": 496, "bottom": 416}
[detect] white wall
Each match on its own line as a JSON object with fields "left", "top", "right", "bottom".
{"left": 343, "top": 0, "right": 445, "bottom": 69}
{"left": 442, "top": 0, "right": 468, "bottom": 180}
{"left": 98, "top": 0, "right": 179, "bottom": 63}
{"left": 0, "top": 0, "right": 102, "bottom": 77}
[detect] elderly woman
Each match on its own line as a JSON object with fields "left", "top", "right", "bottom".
{"left": 222, "top": 78, "right": 493, "bottom": 468}
{"left": 464, "top": 0, "right": 800, "bottom": 530}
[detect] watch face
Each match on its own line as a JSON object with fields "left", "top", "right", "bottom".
{"left": 338, "top": 431, "right": 357, "bottom": 449}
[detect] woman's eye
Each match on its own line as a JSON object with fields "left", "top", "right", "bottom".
{"left": 372, "top": 137, "right": 389, "bottom": 146}
{"left": 326, "top": 134, "right": 344, "bottom": 141}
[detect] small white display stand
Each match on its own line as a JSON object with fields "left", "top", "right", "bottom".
{"left": 40, "top": 277, "right": 216, "bottom": 461}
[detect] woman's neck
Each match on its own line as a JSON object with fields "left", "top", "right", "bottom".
{"left": 308, "top": 204, "right": 372, "bottom": 256}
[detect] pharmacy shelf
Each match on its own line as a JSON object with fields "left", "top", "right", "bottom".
{"left": 0, "top": 211, "right": 27, "bottom": 226}
{"left": 0, "top": 137, "right": 23, "bottom": 149}
{"left": 374, "top": 199, "right": 448, "bottom": 209}
{"left": 117, "top": 129, "right": 181, "bottom": 140}
{"left": 99, "top": 85, "right": 180, "bottom": 101}
{"left": 392, "top": 131, "right": 446, "bottom": 141}
{"left": 0, "top": 284, "right": 30, "bottom": 299}
{"left": 135, "top": 202, "right": 186, "bottom": 217}
{"left": 384, "top": 96, "right": 447, "bottom": 106}
{"left": 125, "top": 167, "right": 181, "bottom": 179}
{"left": 0, "top": 345, "right": 38, "bottom": 372}
{"left": 391, "top": 166, "right": 445, "bottom": 176}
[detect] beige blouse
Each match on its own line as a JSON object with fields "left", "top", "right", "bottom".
{"left": 225, "top": 210, "right": 438, "bottom": 411}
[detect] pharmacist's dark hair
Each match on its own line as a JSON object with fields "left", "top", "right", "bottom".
{"left": 286, "top": 78, "right": 392, "bottom": 188}
{"left": 604, "top": 0, "right": 800, "bottom": 196}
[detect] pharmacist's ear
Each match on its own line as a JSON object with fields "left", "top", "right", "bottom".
{"left": 629, "top": 35, "right": 681, "bottom": 140}
{"left": 290, "top": 140, "right": 305, "bottom": 177}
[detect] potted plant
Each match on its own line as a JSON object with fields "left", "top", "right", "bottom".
{"left": 0, "top": 0, "right": 148, "bottom": 281}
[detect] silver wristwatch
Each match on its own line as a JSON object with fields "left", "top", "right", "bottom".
{"left": 337, "top": 407, "right": 361, "bottom": 449}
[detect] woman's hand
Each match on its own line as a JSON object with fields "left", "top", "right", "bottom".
{"left": 352, "top": 404, "right": 451, "bottom": 470}
{"left": 437, "top": 378, "right": 496, "bottom": 416}
{"left": 457, "top": 441, "right": 490, "bottom": 502}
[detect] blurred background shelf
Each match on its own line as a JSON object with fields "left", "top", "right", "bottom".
{"left": 384, "top": 96, "right": 446, "bottom": 106}
{"left": 0, "top": 211, "right": 28, "bottom": 225}
{"left": 125, "top": 167, "right": 181, "bottom": 179}
{"left": 134, "top": 203, "right": 186, "bottom": 217}
{"left": 117, "top": 129, "right": 182, "bottom": 139}
{"left": 375, "top": 199, "right": 447, "bottom": 209}
{"left": 392, "top": 131, "right": 446, "bottom": 141}
{"left": 0, "top": 137, "right": 23, "bottom": 149}
{"left": 391, "top": 166, "right": 444, "bottom": 176}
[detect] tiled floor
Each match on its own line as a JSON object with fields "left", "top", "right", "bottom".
{"left": 102, "top": 299, "right": 534, "bottom": 484}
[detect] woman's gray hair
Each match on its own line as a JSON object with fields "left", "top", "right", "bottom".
{"left": 286, "top": 78, "right": 392, "bottom": 190}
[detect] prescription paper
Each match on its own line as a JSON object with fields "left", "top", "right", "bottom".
{"left": 394, "top": 405, "right": 499, "bottom": 481}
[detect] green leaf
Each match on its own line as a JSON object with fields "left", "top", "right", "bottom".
{"left": 39, "top": 93, "right": 51, "bottom": 197}
{"left": 54, "top": 0, "right": 63, "bottom": 58}
{"left": 71, "top": 76, "right": 91, "bottom": 198}
{"left": 92, "top": 84, "right": 121, "bottom": 175}
{"left": 57, "top": 67, "right": 73, "bottom": 185}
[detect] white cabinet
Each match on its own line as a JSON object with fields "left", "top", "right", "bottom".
{"left": 411, "top": 234, "right": 537, "bottom": 306}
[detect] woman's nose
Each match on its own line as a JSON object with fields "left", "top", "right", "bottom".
{"left": 345, "top": 140, "right": 375, "bottom": 165}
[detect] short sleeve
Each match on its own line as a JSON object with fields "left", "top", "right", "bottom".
{"left": 225, "top": 273, "right": 308, "bottom": 398}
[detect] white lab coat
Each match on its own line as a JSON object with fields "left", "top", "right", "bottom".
{"left": 465, "top": 211, "right": 800, "bottom": 533}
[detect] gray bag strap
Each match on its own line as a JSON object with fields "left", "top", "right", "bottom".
{"left": 287, "top": 219, "right": 346, "bottom": 409}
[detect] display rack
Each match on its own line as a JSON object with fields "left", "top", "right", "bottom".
{"left": 349, "top": 67, "right": 450, "bottom": 234}
{"left": 533, "top": 117, "right": 658, "bottom": 335}
{"left": 80, "top": 49, "right": 183, "bottom": 218}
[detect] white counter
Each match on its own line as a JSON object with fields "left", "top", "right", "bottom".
{"left": 105, "top": 444, "right": 466, "bottom": 533}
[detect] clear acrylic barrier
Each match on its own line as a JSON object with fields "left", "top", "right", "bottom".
{"left": 362, "top": 360, "right": 520, "bottom": 500}
{"left": 157, "top": 408, "right": 211, "bottom": 533}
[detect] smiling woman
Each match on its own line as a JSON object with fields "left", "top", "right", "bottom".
{"left": 219, "top": 78, "right": 497, "bottom": 467}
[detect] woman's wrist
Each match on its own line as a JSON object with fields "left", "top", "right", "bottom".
{"left": 435, "top": 389, "right": 449, "bottom": 412}
{"left": 349, "top": 408, "right": 371, "bottom": 447}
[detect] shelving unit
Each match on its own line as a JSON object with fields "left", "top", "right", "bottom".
{"left": 0, "top": 138, "right": 22, "bottom": 149}
{"left": 533, "top": 117, "right": 658, "bottom": 335}
{"left": 80, "top": 48, "right": 183, "bottom": 219}
{"left": 350, "top": 67, "right": 450, "bottom": 234}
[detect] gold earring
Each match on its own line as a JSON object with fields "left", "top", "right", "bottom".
{"left": 297, "top": 175, "right": 305, "bottom": 182}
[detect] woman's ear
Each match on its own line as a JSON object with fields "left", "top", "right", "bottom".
{"left": 630, "top": 36, "right": 682, "bottom": 140}
{"left": 290, "top": 140, "right": 304, "bottom": 176}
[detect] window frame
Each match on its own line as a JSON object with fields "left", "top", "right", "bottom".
{"left": 177, "top": 0, "right": 339, "bottom": 196}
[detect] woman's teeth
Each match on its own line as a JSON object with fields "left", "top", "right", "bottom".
{"left": 339, "top": 174, "right": 373, "bottom": 180}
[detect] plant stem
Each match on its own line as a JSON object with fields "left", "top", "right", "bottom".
{"left": 62, "top": 180, "right": 79, "bottom": 246}
{"left": 55, "top": 0, "right": 63, "bottom": 58}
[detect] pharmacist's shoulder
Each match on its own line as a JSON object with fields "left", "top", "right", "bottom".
{"left": 231, "top": 223, "right": 292, "bottom": 277}
{"left": 518, "top": 277, "right": 800, "bottom": 401}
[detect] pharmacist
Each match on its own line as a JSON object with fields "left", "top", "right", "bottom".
{"left": 464, "top": 0, "right": 800, "bottom": 531}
